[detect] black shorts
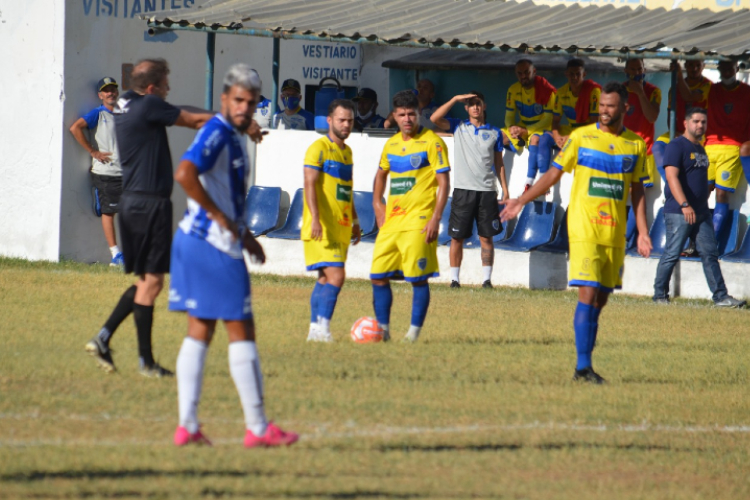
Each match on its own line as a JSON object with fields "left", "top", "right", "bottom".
{"left": 91, "top": 173, "right": 123, "bottom": 215}
{"left": 118, "top": 193, "right": 173, "bottom": 275}
{"left": 448, "top": 188, "right": 503, "bottom": 239}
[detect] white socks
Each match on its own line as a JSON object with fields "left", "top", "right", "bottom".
{"left": 229, "top": 341, "right": 268, "bottom": 437}
{"left": 318, "top": 317, "right": 331, "bottom": 335}
{"left": 176, "top": 337, "right": 208, "bottom": 434}
{"left": 109, "top": 245, "right": 120, "bottom": 258}
{"left": 405, "top": 325, "right": 422, "bottom": 342}
{"left": 450, "top": 267, "right": 460, "bottom": 283}
{"left": 482, "top": 266, "right": 492, "bottom": 282}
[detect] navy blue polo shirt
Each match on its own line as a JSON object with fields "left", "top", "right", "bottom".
{"left": 663, "top": 135, "right": 710, "bottom": 215}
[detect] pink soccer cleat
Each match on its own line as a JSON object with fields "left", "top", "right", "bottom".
{"left": 244, "top": 422, "right": 299, "bottom": 448}
{"left": 174, "top": 426, "right": 213, "bottom": 446}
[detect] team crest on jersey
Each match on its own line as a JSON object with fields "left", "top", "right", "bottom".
{"left": 492, "top": 219, "right": 500, "bottom": 230}
{"left": 609, "top": 144, "right": 615, "bottom": 151}
{"left": 724, "top": 103, "right": 734, "bottom": 114}
{"left": 410, "top": 154, "right": 423, "bottom": 168}
{"left": 533, "top": 103, "right": 543, "bottom": 115}
{"left": 417, "top": 258, "right": 427, "bottom": 271}
{"left": 622, "top": 156, "right": 634, "bottom": 173}
{"left": 261, "top": 107, "right": 269, "bottom": 116}
{"left": 481, "top": 132, "right": 491, "bottom": 141}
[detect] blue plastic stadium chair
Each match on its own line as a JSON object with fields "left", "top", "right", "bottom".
{"left": 266, "top": 188, "right": 305, "bottom": 240}
{"left": 494, "top": 201, "right": 556, "bottom": 252}
{"left": 683, "top": 209, "right": 739, "bottom": 260}
{"left": 353, "top": 191, "right": 377, "bottom": 236}
{"left": 721, "top": 215, "right": 750, "bottom": 262}
{"left": 437, "top": 197, "right": 453, "bottom": 245}
{"left": 536, "top": 209, "right": 568, "bottom": 254}
{"left": 244, "top": 186, "right": 282, "bottom": 236}
{"left": 628, "top": 207, "right": 666, "bottom": 258}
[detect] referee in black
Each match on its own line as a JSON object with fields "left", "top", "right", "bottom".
{"left": 85, "top": 58, "right": 214, "bottom": 377}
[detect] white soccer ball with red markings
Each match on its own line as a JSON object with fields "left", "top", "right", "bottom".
{"left": 350, "top": 317, "right": 384, "bottom": 343}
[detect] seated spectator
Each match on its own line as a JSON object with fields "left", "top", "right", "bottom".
{"left": 272, "top": 79, "right": 314, "bottom": 130}
{"left": 352, "top": 88, "right": 386, "bottom": 131}
{"left": 552, "top": 59, "right": 601, "bottom": 151}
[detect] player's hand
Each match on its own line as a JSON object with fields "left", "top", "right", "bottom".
{"left": 626, "top": 79, "right": 644, "bottom": 93}
{"left": 501, "top": 191, "right": 510, "bottom": 203}
{"left": 351, "top": 223, "right": 362, "bottom": 245}
{"left": 454, "top": 94, "right": 477, "bottom": 103}
{"left": 247, "top": 120, "right": 267, "bottom": 143}
{"left": 91, "top": 151, "right": 112, "bottom": 163}
{"left": 311, "top": 217, "right": 323, "bottom": 241}
{"left": 508, "top": 126, "right": 524, "bottom": 139}
{"left": 637, "top": 233, "right": 653, "bottom": 258}
{"left": 669, "top": 60, "right": 682, "bottom": 73}
{"left": 682, "top": 205, "right": 696, "bottom": 225}
{"left": 498, "top": 198, "right": 522, "bottom": 223}
{"left": 242, "top": 230, "right": 266, "bottom": 264}
{"left": 422, "top": 217, "right": 440, "bottom": 243}
{"left": 208, "top": 211, "right": 239, "bottom": 240}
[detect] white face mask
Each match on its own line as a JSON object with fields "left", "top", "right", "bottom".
{"left": 357, "top": 108, "right": 374, "bottom": 121}
{"left": 722, "top": 76, "right": 737, "bottom": 86}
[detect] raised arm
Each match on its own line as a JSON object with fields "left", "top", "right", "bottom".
{"left": 174, "top": 107, "right": 215, "bottom": 130}
{"left": 431, "top": 94, "right": 476, "bottom": 131}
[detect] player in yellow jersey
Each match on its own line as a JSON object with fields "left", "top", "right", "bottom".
{"left": 370, "top": 90, "right": 451, "bottom": 343}
{"left": 552, "top": 59, "right": 601, "bottom": 149}
{"left": 500, "top": 82, "right": 652, "bottom": 383}
{"left": 303, "top": 100, "right": 361, "bottom": 342}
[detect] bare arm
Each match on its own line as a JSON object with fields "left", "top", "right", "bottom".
{"left": 350, "top": 201, "right": 361, "bottom": 245}
{"left": 303, "top": 168, "right": 323, "bottom": 241}
{"left": 69, "top": 118, "right": 111, "bottom": 163}
{"left": 628, "top": 83, "right": 660, "bottom": 123}
{"left": 373, "top": 168, "right": 389, "bottom": 228}
{"left": 670, "top": 62, "right": 695, "bottom": 102}
{"left": 494, "top": 150, "right": 509, "bottom": 201}
{"left": 175, "top": 159, "right": 236, "bottom": 236}
{"left": 422, "top": 172, "right": 450, "bottom": 243}
{"left": 431, "top": 94, "right": 477, "bottom": 131}
{"left": 174, "top": 109, "right": 215, "bottom": 130}
{"left": 499, "top": 168, "right": 564, "bottom": 222}
{"left": 665, "top": 165, "right": 695, "bottom": 224}
{"left": 551, "top": 115, "right": 567, "bottom": 149}
{"left": 630, "top": 180, "right": 652, "bottom": 257}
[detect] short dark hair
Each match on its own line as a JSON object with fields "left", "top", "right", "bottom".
{"left": 392, "top": 90, "right": 419, "bottom": 110}
{"left": 567, "top": 58, "right": 585, "bottom": 70}
{"left": 131, "top": 58, "right": 170, "bottom": 92}
{"left": 602, "top": 81, "right": 629, "bottom": 107}
{"left": 328, "top": 99, "right": 355, "bottom": 117}
{"left": 515, "top": 58, "right": 534, "bottom": 68}
{"left": 468, "top": 90, "right": 485, "bottom": 103}
{"left": 685, "top": 107, "right": 708, "bottom": 120}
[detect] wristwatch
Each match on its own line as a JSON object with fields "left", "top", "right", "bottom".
{"left": 681, "top": 202, "right": 690, "bottom": 208}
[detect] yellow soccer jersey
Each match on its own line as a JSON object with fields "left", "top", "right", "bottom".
{"left": 505, "top": 81, "right": 556, "bottom": 136}
{"left": 379, "top": 127, "right": 451, "bottom": 233}
{"left": 302, "top": 136, "right": 354, "bottom": 243}
{"left": 552, "top": 123, "right": 648, "bottom": 248}
{"left": 554, "top": 83, "right": 601, "bottom": 136}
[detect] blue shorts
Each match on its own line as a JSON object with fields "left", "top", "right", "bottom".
{"left": 168, "top": 230, "right": 253, "bottom": 321}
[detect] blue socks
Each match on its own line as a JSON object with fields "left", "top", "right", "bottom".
{"left": 537, "top": 133, "right": 556, "bottom": 175}
{"left": 310, "top": 281, "right": 324, "bottom": 323}
{"left": 411, "top": 283, "right": 430, "bottom": 327}
{"left": 713, "top": 202, "right": 729, "bottom": 236}
{"left": 526, "top": 144, "right": 539, "bottom": 179}
{"left": 318, "top": 284, "right": 341, "bottom": 321}
{"left": 372, "top": 283, "right": 393, "bottom": 326}
{"left": 652, "top": 141, "right": 667, "bottom": 183}
{"left": 574, "top": 302, "right": 598, "bottom": 370}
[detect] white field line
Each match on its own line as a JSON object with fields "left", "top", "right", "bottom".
{"left": 1, "top": 414, "right": 749, "bottom": 447}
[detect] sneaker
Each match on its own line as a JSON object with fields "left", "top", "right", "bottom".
{"left": 482, "top": 280, "right": 493, "bottom": 289}
{"left": 680, "top": 240, "right": 697, "bottom": 258}
{"left": 139, "top": 362, "right": 174, "bottom": 378}
{"left": 652, "top": 296, "right": 670, "bottom": 304}
{"left": 450, "top": 280, "right": 461, "bottom": 288}
{"left": 110, "top": 252, "right": 124, "bottom": 267}
{"left": 244, "top": 422, "right": 299, "bottom": 448}
{"left": 174, "top": 426, "right": 212, "bottom": 446}
{"left": 382, "top": 328, "right": 391, "bottom": 342}
{"left": 306, "top": 323, "right": 320, "bottom": 342}
{"left": 572, "top": 367, "right": 606, "bottom": 384}
{"left": 84, "top": 336, "right": 116, "bottom": 373}
{"left": 714, "top": 296, "right": 746, "bottom": 308}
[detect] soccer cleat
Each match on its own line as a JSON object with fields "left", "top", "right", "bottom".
{"left": 482, "top": 280, "right": 493, "bottom": 289}
{"left": 84, "top": 336, "right": 116, "bottom": 373}
{"left": 381, "top": 328, "right": 391, "bottom": 342}
{"left": 572, "top": 367, "right": 606, "bottom": 384}
{"left": 306, "top": 323, "right": 320, "bottom": 342}
{"left": 110, "top": 252, "right": 124, "bottom": 267}
{"left": 244, "top": 422, "right": 299, "bottom": 448}
{"left": 450, "top": 281, "right": 461, "bottom": 288}
{"left": 139, "top": 362, "right": 174, "bottom": 378}
{"left": 714, "top": 296, "right": 746, "bottom": 308}
{"left": 174, "top": 426, "right": 212, "bottom": 446}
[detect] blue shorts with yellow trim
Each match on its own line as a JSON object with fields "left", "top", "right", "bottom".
{"left": 304, "top": 239, "right": 349, "bottom": 271}
{"left": 706, "top": 144, "right": 741, "bottom": 192}
{"left": 370, "top": 230, "right": 439, "bottom": 283}
{"left": 568, "top": 241, "right": 625, "bottom": 293}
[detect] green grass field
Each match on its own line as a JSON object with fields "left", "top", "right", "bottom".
{"left": 1, "top": 257, "right": 748, "bottom": 499}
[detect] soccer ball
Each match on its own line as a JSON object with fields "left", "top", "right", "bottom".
{"left": 350, "top": 317, "right": 383, "bottom": 343}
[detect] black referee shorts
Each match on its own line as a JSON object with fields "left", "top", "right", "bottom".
{"left": 118, "top": 193, "right": 173, "bottom": 275}
{"left": 448, "top": 188, "right": 503, "bottom": 240}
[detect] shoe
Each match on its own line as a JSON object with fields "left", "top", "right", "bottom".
{"left": 572, "top": 367, "right": 606, "bottom": 384}
{"left": 450, "top": 280, "right": 461, "bottom": 288}
{"left": 139, "top": 362, "right": 174, "bottom": 378}
{"left": 714, "top": 296, "right": 746, "bottom": 308}
{"left": 84, "top": 336, "right": 116, "bottom": 373}
{"left": 174, "top": 426, "right": 212, "bottom": 446}
{"left": 306, "top": 323, "right": 320, "bottom": 342}
{"left": 91, "top": 186, "right": 102, "bottom": 217}
{"left": 680, "top": 241, "right": 697, "bottom": 258}
{"left": 244, "top": 422, "right": 299, "bottom": 448}
{"left": 382, "top": 328, "right": 391, "bottom": 342}
{"left": 110, "top": 252, "right": 124, "bottom": 267}
{"left": 482, "top": 280, "right": 493, "bottom": 289}
{"left": 652, "top": 296, "right": 670, "bottom": 304}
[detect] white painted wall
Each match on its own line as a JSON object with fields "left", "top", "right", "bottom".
{"left": 0, "top": 0, "right": 66, "bottom": 261}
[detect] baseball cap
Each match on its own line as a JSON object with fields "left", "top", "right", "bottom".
{"left": 281, "top": 79, "right": 301, "bottom": 92}
{"left": 352, "top": 88, "right": 377, "bottom": 102}
{"left": 97, "top": 77, "right": 118, "bottom": 91}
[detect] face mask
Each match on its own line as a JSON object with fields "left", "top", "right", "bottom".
{"left": 630, "top": 74, "right": 645, "bottom": 83}
{"left": 721, "top": 76, "right": 737, "bottom": 86}
{"left": 357, "top": 108, "right": 374, "bottom": 121}
{"left": 282, "top": 95, "right": 300, "bottom": 110}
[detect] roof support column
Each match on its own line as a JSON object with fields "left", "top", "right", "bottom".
{"left": 206, "top": 32, "right": 216, "bottom": 110}
{"left": 272, "top": 35, "right": 280, "bottom": 115}
{"left": 669, "top": 60, "right": 677, "bottom": 140}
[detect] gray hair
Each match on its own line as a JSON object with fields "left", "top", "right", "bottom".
{"left": 222, "top": 63, "right": 262, "bottom": 93}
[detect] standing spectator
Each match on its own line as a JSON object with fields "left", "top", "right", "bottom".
{"left": 431, "top": 91, "right": 509, "bottom": 289}
{"left": 84, "top": 58, "right": 214, "bottom": 377}
{"left": 704, "top": 60, "right": 750, "bottom": 236}
{"left": 505, "top": 59, "right": 558, "bottom": 191}
{"left": 352, "top": 88, "right": 386, "bottom": 131}
{"left": 652, "top": 108, "right": 745, "bottom": 308}
{"left": 69, "top": 76, "right": 124, "bottom": 266}
{"left": 272, "top": 79, "right": 314, "bottom": 130}
{"left": 623, "top": 58, "right": 661, "bottom": 188}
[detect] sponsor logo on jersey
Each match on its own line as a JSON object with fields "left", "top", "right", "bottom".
{"left": 389, "top": 204, "right": 407, "bottom": 218}
{"left": 336, "top": 184, "right": 352, "bottom": 202}
{"left": 589, "top": 177, "right": 624, "bottom": 201}
{"left": 435, "top": 144, "right": 444, "bottom": 165}
{"left": 391, "top": 177, "right": 416, "bottom": 195}
{"left": 590, "top": 201, "right": 617, "bottom": 227}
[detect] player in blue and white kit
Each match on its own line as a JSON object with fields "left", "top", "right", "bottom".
{"left": 169, "top": 64, "right": 298, "bottom": 448}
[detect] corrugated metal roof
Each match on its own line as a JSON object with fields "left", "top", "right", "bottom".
{"left": 146, "top": 0, "right": 750, "bottom": 58}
